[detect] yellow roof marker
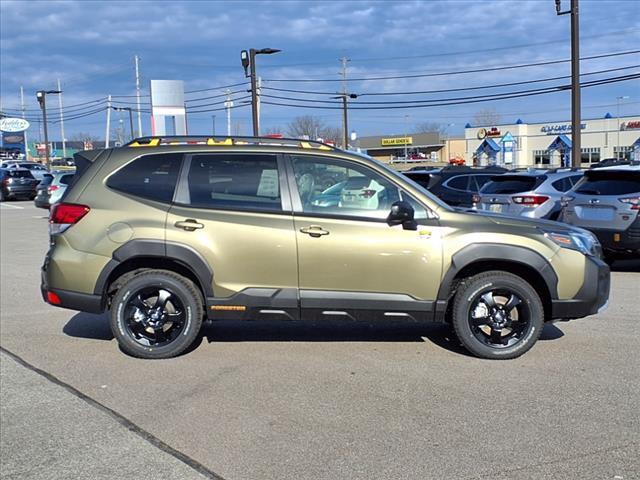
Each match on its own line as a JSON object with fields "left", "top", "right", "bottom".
{"left": 206, "top": 138, "right": 234, "bottom": 146}
{"left": 129, "top": 138, "right": 160, "bottom": 147}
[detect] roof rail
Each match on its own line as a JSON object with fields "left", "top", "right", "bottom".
{"left": 125, "top": 135, "right": 339, "bottom": 151}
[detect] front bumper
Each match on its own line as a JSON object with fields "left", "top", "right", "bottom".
{"left": 551, "top": 255, "right": 610, "bottom": 319}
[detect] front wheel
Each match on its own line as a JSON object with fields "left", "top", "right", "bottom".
{"left": 110, "top": 270, "right": 203, "bottom": 359}
{"left": 451, "top": 271, "right": 544, "bottom": 359}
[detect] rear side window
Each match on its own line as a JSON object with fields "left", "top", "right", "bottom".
{"left": 481, "top": 176, "right": 544, "bottom": 194}
{"left": 446, "top": 176, "right": 469, "bottom": 191}
{"left": 106, "top": 153, "right": 182, "bottom": 203}
{"left": 471, "top": 175, "right": 493, "bottom": 192}
{"left": 403, "top": 173, "right": 431, "bottom": 189}
{"left": 185, "top": 154, "right": 281, "bottom": 212}
{"left": 551, "top": 177, "right": 573, "bottom": 192}
{"left": 575, "top": 178, "right": 640, "bottom": 195}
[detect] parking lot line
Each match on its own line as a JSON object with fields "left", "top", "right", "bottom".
{"left": 0, "top": 203, "right": 24, "bottom": 210}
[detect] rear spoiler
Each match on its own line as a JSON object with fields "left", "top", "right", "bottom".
{"left": 73, "top": 149, "right": 104, "bottom": 179}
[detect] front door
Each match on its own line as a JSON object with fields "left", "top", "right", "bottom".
{"left": 166, "top": 152, "right": 299, "bottom": 320}
{"left": 286, "top": 154, "right": 443, "bottom": 321}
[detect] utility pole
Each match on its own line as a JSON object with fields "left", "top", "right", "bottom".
{"left": 134, "top": 55, "right": 142, "bottom": 137}
{"left": 332, "top": 93, "right": 358, "bottom": 150}
{"left": 224, "top": 89, "right": 233, "bottom": 136}
{"left": 339, "top": 56, "right": 350, "bottom": 148}
{"left": 105, "top": 94, "right": 112, "bottom": 148}
{"left": 36, "top": 90, "right": 61, "bottom": 168}
{"left": 556, "top": 0, "right": 581, "bottom": 167}
{"left": 404, "top": 115, "right": 409, "bottom": 160}
{"left": 211, "top": 115, "right": 216, "bottom": 135}
{"left": 20, "top": 86, "right": 29, "bottom": 160}
{"left": 57, "top": 78, "right": 66, "bottom": 158}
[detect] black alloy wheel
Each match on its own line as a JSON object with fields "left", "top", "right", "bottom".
{"left": 110, "top": 270, "right": 203, "bottom": 359}
{"left": 451, "top": 271, "right": 544, "bottom": 359}
{"left": 124, "top": 287, "right": 186, "bottom": 347}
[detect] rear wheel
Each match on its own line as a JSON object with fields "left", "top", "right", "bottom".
{"left": 451, "top": 271, "right": 544, "bottom": 359}
{"left": 110, "top": 270, "right": 203, "bottom": 359}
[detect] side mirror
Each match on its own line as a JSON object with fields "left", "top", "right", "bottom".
{"left": 386, "top": 201, "right": 418, "bottom": 231}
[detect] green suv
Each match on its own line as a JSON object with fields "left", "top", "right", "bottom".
{"left": 41, "top": 136, "right": 610, "bottom": 360}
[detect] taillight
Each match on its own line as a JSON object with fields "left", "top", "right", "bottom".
{"left": 360, "top": 189, "right": 377, "bottom": 198}
{"left": 48, "top": 185, "right": 59, "bottom": 193}
{"left": 49, "top": 203, "right": 90, "bottom": 235}
{"left": 619, "top": 196, "right": 640, "bottom": 210}
{"left": 512, "top": 195, "right": 549, "bottom": 206}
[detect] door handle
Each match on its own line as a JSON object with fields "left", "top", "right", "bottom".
{"left": 174, "top": 219, "right": 204, "bottom": 231}
{"left": 300, "top": 225, "right": 330, "bottom": 237}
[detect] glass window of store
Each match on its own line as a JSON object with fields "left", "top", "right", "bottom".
{"left": 613, "top": 146, "right": 633, "bottom": 161}
{"left": 533, "top": 150, "right": 551, "bottom": 165}
{"left": 580, "top": 147, "right": 601, "bottom": 164}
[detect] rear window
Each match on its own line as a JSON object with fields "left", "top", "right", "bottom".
{"left": 185, "top": 154, "right": 281, "bottom": 212}
{"left": 59, "top": 174, "right": 74, "bottom": 186}
{"left": 446, "top": 176, "right": 469, "bottom": 190}
{"left": 481, "top": 175, "right": 544, "bottom": 194}
{"left": 575, "top": 178, "right": 640, "bottom": 195}
{"left": 106, "top": 153, "right": 182, "bottom": 203}
{"left": 8, "top": 170, "right": 34, "bottom": 179}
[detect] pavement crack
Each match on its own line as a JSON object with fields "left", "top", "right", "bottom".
{"left": 0, "top": 345, "right": 227, "bottom": 480}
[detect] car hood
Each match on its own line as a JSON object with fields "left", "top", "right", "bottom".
{"left": 455, "top": 209, "right": 587, "bottom": 235}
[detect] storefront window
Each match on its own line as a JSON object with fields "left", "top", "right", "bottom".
{"left": 533, "top": 150, "right": 551, "bottom": 165}
{"left": 613, "top": 146, "right": 632, "bottom": 161}
{"left": 580, "top": 147, "right": 601, "bottom": 164}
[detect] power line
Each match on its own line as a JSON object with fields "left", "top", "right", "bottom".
{"left": 262, "top": 50, "right": 640, "bottom": 82}
{"left": 261, "top": 65, "right": 639, "bottom": 96}
{"left": 184, "top": 81, "right": 250, "bottom": 94}
{"left": 259, "top": 74, "right": 639, "bottom": 110}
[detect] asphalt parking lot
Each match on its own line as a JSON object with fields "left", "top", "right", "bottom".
{"left": 1, "top": 200, "right": 639, "bottom": 480}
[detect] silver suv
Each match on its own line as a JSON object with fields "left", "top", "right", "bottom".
{"left": 560, "top": 166, "right": 640, "bottom": 261}
{"left": 474, "top": 169, "right": 584, "bottom": 220}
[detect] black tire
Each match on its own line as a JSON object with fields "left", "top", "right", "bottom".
{"left": 110, "top": 270, "right": 203, "bottom": 359}
{"left": 451, "top": 271, "right": 544, "bottom": 360}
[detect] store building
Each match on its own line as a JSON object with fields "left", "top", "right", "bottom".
{"left": 464, "top": 114, "right": 640, "bottom": 167}
{"left": 358, "top": 132, "right": 442, "bottom": 162}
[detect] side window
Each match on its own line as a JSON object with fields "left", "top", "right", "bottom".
{"left": 291, "top": 155, "right": 402, "bottom": 220}
{"left": 551, "top": 177, "right": 572, "bottom": 192}
{"left": 446, "top": 175, "right": 469, "bottom": 191}
{"left": 473, "top": 175, "right": 493, "bottom": 192}
{"left": 185, "top": 154, "right": 281, "bottom": 212}
{"left": 569, "top": 175, "right": 583, "bottom": 187}
{"left": 59, "top": 174, "right": 74, "bottom": 185}
{"left": 106, "top": 153, "right": 182, "bottom": 203}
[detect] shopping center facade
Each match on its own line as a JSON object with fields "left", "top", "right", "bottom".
{"left": 464, "top": 114, "right": 640, "bottom": 167}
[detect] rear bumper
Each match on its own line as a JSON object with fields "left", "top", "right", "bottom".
{"left": 41, "top": 251, "right": 103, "bottom": 313}
{"left": 551, "top": 255, "right": 610, "bottom": 319}
{"left": 588, "top": 218, "right": 640, "bottom": 253}
{"left": 5, "top": 185, "right": 36, "bottom": 196}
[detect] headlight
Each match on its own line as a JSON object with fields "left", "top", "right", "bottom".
{"left": 542, "top": 229, "right": 601, "bottom": 257}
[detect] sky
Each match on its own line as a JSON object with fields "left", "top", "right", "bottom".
{"left": 0, "top": 0, "right": 639, "bottom": 142}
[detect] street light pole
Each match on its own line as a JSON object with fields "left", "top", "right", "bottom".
{"left": 616, "top": 95, "right": 629, "bottom": 158}
{"left": 241, "top": 48, "right": 280, "bottom": 137}
{"left": 112, "top": 107, "right": 135, "bottom": 140}
{"left": 36, "top": 89, "right": 61, "bottom": 168}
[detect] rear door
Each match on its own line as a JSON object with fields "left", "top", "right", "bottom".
{"left": 565, "top": 171, "right": 640, "bottom": 231}
{"left": 479, "top": 175, "right": 545, "bottom": 215}
{"left": 165, "top": 152, "right": 298, "bottom": 318}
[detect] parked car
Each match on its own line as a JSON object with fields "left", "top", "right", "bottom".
{"left": 34, "top": 174, "right": 55, "bottom": 208}
{"left": 560, "top": 166, "right": 640, "bottom": 261}
{"left": 41, "top": 136, "right": 609, "bottom": 361}
{"left": 474, "top": 169, "right": 584, "bottom": 220}
{"left": 0, "top": 168, "right": 39, "bottom": 201}
{"left": 1, "top": 161, "right": 50, "bottom": 183}
{"left": 403, "top": 166, "right": 508, "bottom": 208}
{"left": 34, "top": 171, "right": 75, "bottom": 208}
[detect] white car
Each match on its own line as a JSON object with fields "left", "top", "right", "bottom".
{"left": 1, "top": 161, "right": 50, "bottom": 182}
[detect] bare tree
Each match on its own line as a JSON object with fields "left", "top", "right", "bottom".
{"left": 287, "top": 115, "right": 326, "bottom": 139}
{"left": 415, "top": 121, "right": 448, "bottom": 134}
{"left": 263, "top": 125, "right": 285, "bottom": 136}
{"left": 319, "top": 126, "right": 342, "bottom": 145}
{"left": 473, "top": 108, "right": 502, "bottom": 126}
{"left": 70, "top": 132, "right": 99, "bottom": 143}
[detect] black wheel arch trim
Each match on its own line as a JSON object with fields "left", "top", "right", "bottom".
{"left": 93, "top": 239, "right": 214, "bottom": 298}
{"left": 436, "top": 243, "right": 559, "bottom": 302}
